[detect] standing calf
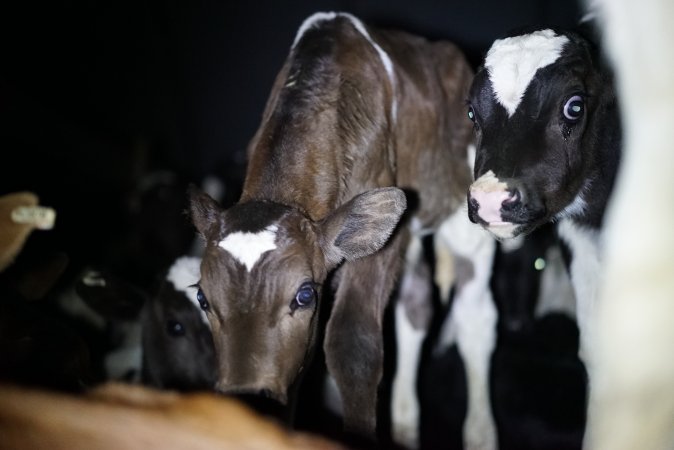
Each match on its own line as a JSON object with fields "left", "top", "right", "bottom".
{"left": 465, "top": 25, "right": 621, "bottom": 445}
{"left": 189, "top": 11, "right": 493, "bottom": 445}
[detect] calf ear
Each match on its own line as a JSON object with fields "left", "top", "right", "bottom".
{"left": 188, "top": 184, "right": 222, "bottom": 239}
{"left": 319, "top": 187, "right": 407, "bottom": 269}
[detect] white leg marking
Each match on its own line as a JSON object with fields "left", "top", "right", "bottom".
{"left": 391, "top": 235, "right": 426, "bottom": 449}
{"left": 557, "top": 220, "right": 601, "bottom": 369}
{"left": 391, "top": 302, "right": 425, "bottom": 449}
{"left": 434, "top": 209, "right": 498, "bottom": 450}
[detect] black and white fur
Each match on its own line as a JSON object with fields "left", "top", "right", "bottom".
{"left": 465, "top": 25, "right": 622, "bottom": 445}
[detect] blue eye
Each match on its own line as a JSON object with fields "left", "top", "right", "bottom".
{"left": 196, "top": 288, "right": 209, "bottom": 311}
{"left": 292, "top": 282, "right": 317, "bottom": 311}
{"left": 563, "top": 95, "right": 584, "bottom": 121}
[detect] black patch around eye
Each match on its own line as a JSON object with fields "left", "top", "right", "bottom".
{"left": 467, "top": 105, "right": 476, "bottom": 122}
{"left": 166, "top": 319, "right": 186, "bottom": 337}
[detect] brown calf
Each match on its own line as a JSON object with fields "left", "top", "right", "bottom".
{"left": 189, "top": 12, "right": 474, "bottom": 438}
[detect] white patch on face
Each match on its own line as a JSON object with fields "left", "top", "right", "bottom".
{"left": 485, "top": 29, "right": 569, "bottom": 117}
{"left": 218, "top": 225, "right": 278, "bottom": 272}
{"left": 471, "top": 170, "right": 507, "bottom": 193}
{"left": 292, "top": 12, "right": 397, "bottom": 121}
{"left": 467, "top": 144, "right": 477, "bottom": 173}
{"left": 166, "top": 256, "right": 209, "bottom": 326}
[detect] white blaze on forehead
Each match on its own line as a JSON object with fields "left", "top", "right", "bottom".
{"left": 166, "top": 256, "right": 209, "bottom": 325}
{"left": 292, "top": 12, "right": 397, "bottom": 120}
{"left": 485, "top": 29, "right": 569, "bottom": 117}
{"left": 218, "top": 225, "right": 278, "bottom": 272}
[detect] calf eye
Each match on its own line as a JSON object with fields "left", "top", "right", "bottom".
{"left": 563, "top": 95, "right": 584, "bottom": 121}
{"left": 467, "top": 105, "right": 476, "bottom": 122}
{"left": 196, "top": 288, "right": 209, "bottom": 311}
{"left": 166, "top": 319, "right": 186, "bottom": 337}
{"left": 291, "top": 282, "right": 317, "bottom": 311}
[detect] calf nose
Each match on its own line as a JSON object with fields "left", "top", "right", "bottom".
{"left": 468, "top": 187, "right": 519, "bottom": 224}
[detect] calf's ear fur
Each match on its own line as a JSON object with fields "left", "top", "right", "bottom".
{"left": 188, "top": 185, "right": 223, "bottom": 239}
{"left": 319, "top": 187, "right": 407, "bottom": 269}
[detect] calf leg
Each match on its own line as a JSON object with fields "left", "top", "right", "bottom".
{"left": 435, "top": 211, "right": 498, "bottom": 450}
{"left": 391, "top": 235, "right": 433, "bottom": 449}
{"left": 324, "top": 231, "right": 407, "bottom": 437}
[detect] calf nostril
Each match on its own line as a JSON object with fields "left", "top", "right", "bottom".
{"left": 467, "top": 195, "right": 480, "bottom": 222}
{"left": 501, "top": 189, "right": 521, "bottom": 211}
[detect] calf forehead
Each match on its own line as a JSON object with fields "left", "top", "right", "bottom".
{"left": 212, "top": 202, "right": 288, "bottom": 273}
{"left": 218, "top": 225, "right": 279, "bottom": 272}
{"left": 485, "top": 29, "right": 569, "bottom": 117}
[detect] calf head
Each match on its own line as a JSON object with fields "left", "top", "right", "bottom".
{"left": 189, "top": 186, "right": 406, "bottom": 404}
{"left": 141, "top": 256, "right": 216, "bottom": 391}
{"left": 466, "top": 29, "right": 619, "bottom": 239}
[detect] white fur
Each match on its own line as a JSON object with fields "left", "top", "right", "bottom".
{"left": 391, "top": 301, "right": 425, "bottom": 449}
{"left": 556, "top": 178, "right": 592, "bottom": 221}
{"left": 292, "top": 12, "right": 338, "bottom": 47}
{"left": 535, "top": 244, "right": 577, "bottom": 319}
{"left": 166, "top": 256, "right": 208, "bottom": 326}
{"left": 435, "top": 208, "right": 498, "bottom": 450}
{"left": 557, "top": 220, "right": 601, "bottom": 368}
{"left": 391, "top": 236, "right": 426, "bottom": 449}
{"left": 471, "top": 170, "right": 506, "bottom": 193}
{"left": 292, "top": 12, "right": 397, "bottom": 121}
{"left": 485, "top": 30, "right": 569, "bottom": 117}
{"left": 588, "top": 0, "right": 674, "bottom": 448}
{"left": 218, "top": 225, "right": 278, "bottom": 272}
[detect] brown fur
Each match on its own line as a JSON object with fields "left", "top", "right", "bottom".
{"left": 189, "top": 13, "right": 474, "bottom": 436}
{"left": 0, "top": 382, "right": 346, "bottom": 449}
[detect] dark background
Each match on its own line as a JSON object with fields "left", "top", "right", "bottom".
{"left": 0, "top": 1, "right": 583, "bottom": 281}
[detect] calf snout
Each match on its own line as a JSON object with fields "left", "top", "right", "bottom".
{"left": 468, "top": 187, "right": 519, "bottom": 225}
{"left": 468, "top": 171, "right": 546, "bottom": 239}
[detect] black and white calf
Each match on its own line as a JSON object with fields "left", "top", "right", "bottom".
{"left": 66, "top": 256, "right": 215, "bottom": 391}
{"left": 465, "top": 26, "right": 621, "bottom": 444}
{"left": 141, "top": 256, "right": 216, "bottom": 391}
